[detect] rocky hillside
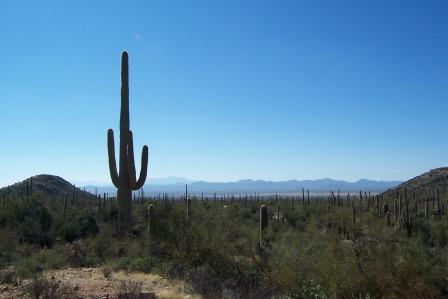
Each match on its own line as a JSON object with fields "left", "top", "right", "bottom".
{"left": 0, "top": 174, "right": 91, "bottom": 199}
{"left": 382, "top": 167, "right": 448, "bottom": 197}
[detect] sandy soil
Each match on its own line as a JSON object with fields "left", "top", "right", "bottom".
{"left": 0, "top": 267, "right": 202, "bottom": 299}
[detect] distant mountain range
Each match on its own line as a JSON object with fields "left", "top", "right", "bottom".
{"left": 83, "top": 177, "right": 403, "bottom": 195}
{"left": 6, "top": 169, "right": 448, "bottom": 199}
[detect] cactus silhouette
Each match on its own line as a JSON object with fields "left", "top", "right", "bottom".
{"left": 107, "top": 51, "right": 148, "bottom": 230}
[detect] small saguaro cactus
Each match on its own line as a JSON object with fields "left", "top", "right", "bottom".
{"left": 276, "top": 195, "right": 280, "bottom": 223}
{"left": 63, "top": 192, "right": 68, "bottom": 222}
{"left": 403, "top": 188, "right": 412, "bottom": 237}
{"left": 97, "top": 195, "right": 101, "bottom": 214}
{"left": 185, "top": 184, "right": 190, "bottom": 223}
{"left": 394, "top": 197, "right": 399, "bottom": 226}
{"left": 376, "top": 196, "right": 380, "bottom": 217}
{"left": 107, "top": 51, "right": 149, "bottom": 231}
{"left": 436, "top": 188, "right": 442, "bottom": 221}
{"left": 147, "top": 204, "right": 154, "bottom": 247}
{"left": 259, "top": 205, "right": 268, "bottom": 248}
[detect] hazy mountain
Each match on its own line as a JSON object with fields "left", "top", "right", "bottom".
{"left": 0, "top": 175, "right": 402, "bottom": 198}
{"left": 149, "top": 176, "right": 196, "bottom": 185}
{"left": 83, "top": 178, "right": 402, "bottom": 195}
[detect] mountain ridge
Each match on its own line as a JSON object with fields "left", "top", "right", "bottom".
{"left": 85, "top": 177, "right": 402, "bottom": 195}
{"left": 0, "top": 175, "right": 403, "bottom": 197}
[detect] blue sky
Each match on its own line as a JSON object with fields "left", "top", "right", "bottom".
{"left": 1, "top": 0, "right": 447, "bottom": 187}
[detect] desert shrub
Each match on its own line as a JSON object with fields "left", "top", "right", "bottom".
{"left": 5, "top": 192, "right": 448, "bottom": 298}
{"left": 64, "top": 240, "right": 88, "bottom": 267}
{"left": 14, "top": 255, "right": 42, "bottom": 280}
{"left": 25, "top": 276, "right": 74, "bottom": 299}
{"left": 113, "top": 256, "right": 157, "bottom": 273}
{"left": 91, "top": 228, "right": 118, "bottom": 260}
{"left": 59, "top": 222, "right": 79, "bottom": 243}
{"left": 0, "top": 229, "right": 18, "bottom": 266}
{"left": 0, "top": 268, "right": 16, "bottom": 284}
{"left": 186, "top": 265, "right": 222, "bottom": 298}
{"left": 114, "top": 280, "right": 146, "bottom": 299}
{"left": 289, "top": 280, "right": 327, "bottom": 299}
{"left": 58, "top": 214, "right": 99, "bottom": 242}
{"left": 33, "top": 247, "right": 65, "bottom": 269}
{"left": 101, "top": 264, "right": 113, "bottom": 279}
{"left": 128, "top": 256, "right": 157, "bottom": 273}
{"left": 430, "top": 221, "right": 448, "bottom": 247}
{"left": 78, "top": 214, "right": 99, "bottom": 237}
{"left": 2, "top": 196, "right": 54, "bottom": 246}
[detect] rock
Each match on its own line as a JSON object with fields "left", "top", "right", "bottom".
{"left": 73, "top": 284, "right": 80, "bottom": 291}
{"left": 101, "top": 295, "right": 109, "bottom": 299}
{"left": 1, "top": 286, "right": 9, "bottom": 292}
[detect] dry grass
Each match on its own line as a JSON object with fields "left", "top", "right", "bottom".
{"left": 0, "top": 267, "right": 202, "bottom": 299}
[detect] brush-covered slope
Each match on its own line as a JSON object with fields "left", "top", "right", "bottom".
{"left": 382, "top": 167, "right": 448, "bottom": 197}
{"left": 0, "top": 174, "right": 89, "bottom": 198}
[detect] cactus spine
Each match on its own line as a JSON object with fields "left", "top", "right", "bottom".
{"left": 107, "top": 51, "right": 149, "bottom": 231}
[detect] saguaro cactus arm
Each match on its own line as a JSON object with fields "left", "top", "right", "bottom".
{"left": 128, "top": 130, "right": 149, "bottom": 190}
{"left": 134, "top": 145, "right": 148, "bottom": 190}
{"left": 107, "top": 129, "right": 119, "bottom": 188}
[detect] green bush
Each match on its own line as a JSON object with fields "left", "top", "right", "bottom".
{"left": 14, "top": 256, "right": 42, "bottom": 280}
{"left": 289, "top": 280, "right": 327, "bottom": 299}
{"left": 113, "top": 256, "right": 157, "bottom": 273}
{"left": 2, "top": 193, "right": 448, "bottom": 297}
{"left": 58, "top": 215, "right": 99, "bottom": 242}
{"left": 0, "top": 229, "right": 18, "bottom": 266}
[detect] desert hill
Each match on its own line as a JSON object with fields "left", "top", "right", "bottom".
{"left": 382, "top": 167, "right": 448, "bottom": 197}
{"left": 0, "top": 174, "right": 91, "bottom": 199}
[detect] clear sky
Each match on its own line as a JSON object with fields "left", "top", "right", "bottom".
{"left": 1, "top": 0, "right": 447, "bottom": 187}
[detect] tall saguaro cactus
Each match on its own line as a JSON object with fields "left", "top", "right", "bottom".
{"left": 108, "top": 51, "right": 149, "bottom": 230}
